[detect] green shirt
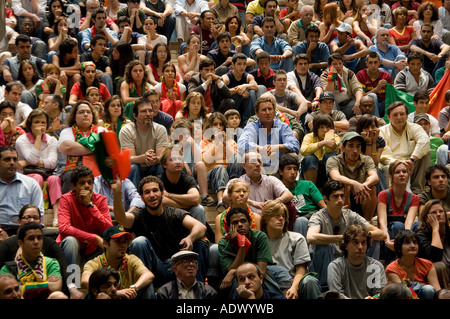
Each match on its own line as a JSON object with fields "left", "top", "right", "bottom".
{"left": 218, "top": 230, "right": 273, "bottom": 274}
{"left": 0, "top": 256, "right": 61, "bottom": 278}
{"left": 289, "top": 180, "right": 323, "bottom": 215}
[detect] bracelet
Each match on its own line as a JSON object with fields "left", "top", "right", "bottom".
{"left": 366, "top": 143, "right": 372, "bottom": 146}
{"left": 371, "top": 153, "right": 377, "bottom": 155}
{"left": 409, "top": 157, "right": 416, "bottom": 163}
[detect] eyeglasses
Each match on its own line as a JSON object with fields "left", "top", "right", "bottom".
{"left": 21, "top": 215, "right": 41, "bottom": 221}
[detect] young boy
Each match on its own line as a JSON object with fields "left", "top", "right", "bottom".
{"left": 249, "top": 51, "right": 275, "bottom": 94}
{"left": 278, "top": 153, "right": 326, "bottom": 238}
{"left": 224, "top": 109, "right": 243, "bottom": 143}
{"left": 414, "top": 113, "right": 444, "bottom": 165}
{"left": 222, "top": 53, "right": 259, "bottom": 125}
{"left": 407, "top": 91, "right": 440, "bottom": 137}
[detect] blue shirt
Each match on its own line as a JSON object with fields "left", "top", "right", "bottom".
{"left": 93, "top": 176, "right": 144, "bottom": 214}
{"left": 369, "top": 44, "right": 405, "bottom": 73}
{"left": 332, "top": 38, "right": 358, "bottom": 70}
{"left": 294, "top": 40, "right": 330, "bottom": 75}
{"left": 0, "top": 173, "right": 44, "bottom": 226}
{"left": 80, "top": 27, "right": 119, "bottom": 53}
{"left": 250, "top": 36, "right": 293, "bottom": 71}
{"left": 237, "top": 119, "right": 300, "bottom": 173}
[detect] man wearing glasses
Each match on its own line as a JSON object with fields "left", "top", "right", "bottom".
{"left": 306, "top": 179, "right": 386, "bottom": 289}
{"left": 156, "top": 250, "right": 218, "bottom": 299}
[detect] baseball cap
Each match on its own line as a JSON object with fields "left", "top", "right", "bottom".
{"left": 341, "top": 131, "right": 365, "bottom": 146}
{"left": 171, "top": 251, "right": 199, "bottom": 264}
{"left": 414, "top": 113, "right": 430, "bottom": 123}
{"left": 337, "top": 23, "right": 353, "bottom": 34}
{"left": 102, "top": 225, "right": 133, "bottom": 241}
{"left": 319, "top": 91, "right": 335, "bottom": 102}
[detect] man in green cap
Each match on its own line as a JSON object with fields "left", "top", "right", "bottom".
{"left": 326, "top": 131, "right": 379, "bottom": 221}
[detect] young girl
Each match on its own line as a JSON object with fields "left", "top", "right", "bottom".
{"left": 86, "top": 86, "right": 104, "bottom": 117}
{"left": 35, "top": 64, "right": 66, "bottom": 106}
{"left": 174, "top": 92, "right": 210, "bottom": 123}
{"left": 201, "top": 112, "right": 243, "bottom": 211}
{"left": 300, "top": 113, "right": 341, "bottom": 187}
{"left": 98, "top": 95, "right": 131, "bottom": 135}
{"left": 148, "top": 42, "right": 179, "bottom": 85}
{"left": 43, "top": 0, "right": 66, "bottom": 35}
{"left": 154, "top": 63, "right": 186, "bottom": 118}
{"left": 170, "top": 119, "right": 215, "bottom": 206}
{"left": 339, "top": 0, "right": 357, "bottom": 24}
{"left": 138, "top": 16, "right": 167, "bottom": 64}
{"left": 53, "top": 37, "right": 81, "bottom": 93}
{"left": 17, "top": 60, "right": 41, "bottom": 109}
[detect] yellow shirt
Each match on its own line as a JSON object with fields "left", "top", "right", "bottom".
{"left": 300, "top": 132, "right": 341, "bottom": 161}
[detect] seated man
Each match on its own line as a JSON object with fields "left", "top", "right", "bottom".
{"left": 156, "top": 251, "right": 218, "bottom": 299}
{"left": 173, "top": 0, "right": 209, "bottom": 46}
{"left": 410, "top": 23, "right": 450, "bottom": 77}
{"left": 329, "top": 23, "right": 369, "bottom": 73}
{"left": 278, "top": 153, "right": 326, "bottom": 238}
{"left": 218, "top": 207, "right": 283, "bottom": 299}
{"left": 0, "top": 274, "right": 21, "bottom": 299}
{"left": 394, "top": 51, "right": 435, "bottom": 96}
{"left": 306, "top": 180, "right": 387, "bottom": 288}
{"left": 379, "top": 101, "right": 430, "bottom": 194}
{"left": 327, "top": 224, "right": 387, "bottom": 299}
{"left": 117, "top": 0, "right": 147, "bottom": 34}
{"left": 245, "top": 0, "right": 280, "bottom": 26}
{"left": 0, "top": 82, "right": 32, "bottom": 128}
{"left": 251, "top": 0, "right": 286, "bottom": 40}
{"left": 418, "top": 164, "right": 450, "bottom": 214}
{"left": 142, "top": 90, "right": 173, "bottom": 136}
{"left": 56, "top": 166, "right": 113, "bottom": 272}
{"left": 294, "top": 24, "right": 329, "bottom": 76}
{"left": 348, "top": 96, "right": 386, "bottom": 132}
{"left": 81, "top": 225, "right": 155, "bottom": 299}
{"left": 327, "top": 132, "right": 379, "bottom": 221}
{"left": 223, "top": 151, "right": 293, "bottom": 215}
{"left": 221, "top": 53, "right": 259, "bottom": 126}
{"left": 112, "top": 175, "right": 208, "bottom": 287}
{"left": 79, "top": 8, "right": 119, "bottom": 54}
{"left": 249, "top": 51, "right": 276, "bottom": 94}
{"left": 304, "top": 91, "right": 349, "bottom": 134}
{"left": 368, "top": 27, "right": 407, "bottom": 78}
{"left": 250, "top": 16, "right": 294, "bottom": 72}
{"left": 321, "top": 53, "right": 364, "bottom": 120}
{"left": 356, "top": 51, "right": 392, "bottom": 118}
{"left": 261, "top": 200, "right": 322, "bottom": 299}
{"left": 119, "top": 98, "right": 169, "bottom": 188}
{"left": 0, "top": 146, "right": 43, "bottom": 237}
{"left": 190, "top": 10, "right": 218, "bottom": 56}
{"left": 407, "top": 91, "right": 440, "bottom": 137}
{"left": 158, "top": 145, "right": 207, "bottom": 225}
{"left": 187, "top": 58, "right": 235, "bottom": 114}
{"left": 237, "top": 96, "right": 300, "bottom": 175}
{"left": 269, "top": 69, "right": 308, "bottom": 121}
{"left": 286, "top": 53, "right": 323, "bottom": 118}
{"left": 234, "top": 262, "right": 286, "bottom": 299}
{"left": 0, "top": 223, "right": 65, "bottom": 299}
{"left": 286, "top": 5, "right": 315, "bottom": 48}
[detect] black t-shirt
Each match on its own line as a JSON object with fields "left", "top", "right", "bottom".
{"left": 159, "top": 171, "right": 198, "bottom": 195}
{"left": 128, "top": 206, "right": 190, "bottom": 260}
{"left": 80, "top": 52, "right": 110, "bottom": 72}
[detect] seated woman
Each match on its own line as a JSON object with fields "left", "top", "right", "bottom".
{"left": 109, "top": 40, "right": 136, "bottom": 94}
{"left": 300, "top": 113, "right": 341, "bottom": 188}
{"left": 417, "top": 199, "right": 450, "bottom": 290}
{"left": 174, "top": 91, "right": 210, "bottom": 124}
{"left": 17, "top": 60, "right": 41, "bottom": 109}
{"left": 98, "top": 95, "right": 131, "bottom": 135}
{"left": 43, "top": 0, "right": 66, "bottom": 36}
{"left": 339, "top": 0, "right": 357, "bottom": 24}
{"left": 177, "top": 35, "right": 207, "bottom": 83}
{"left": 389, "top": 6, "right": 417, "bottom": 53}
{"left": 318, "top": 2, "right": 342, "bottom": 45}
{"left": 35, "top": 64, "right": 66, "bottom": 107}
{"left": 57, "top": 100, "right": 107, "bottom": 194}
{"left": 153, "top": 63, "right": 186, "bottom": 119}
{"left": 47, "top": 16, "right": 77, "bottom": 63}
{"left": 386, "top": 229, "right": 441, "bottom": 299}
{"left": 69, "top": 62, "right": 111, "bottom": 107}
{"left": 225, "top": 15, "right": 251, "bottom": 56}
{"left": 368, "top": 0, "right": 392, "bottom": 28}
{"left": 52, "top": 37, "right": 81, "bottom": 96}
{"left": 147, "top": 42, "right": 179, "bottom": 86}
{"left": 377, "top": 160, "right": 420, "bottom": 266}
{"left": 352, "top": 2, "right": 377, "bottom": 47}
{"left": 16, "top": 109, "right": 62, "bottom": 227}
{"left": 412, "top": 1, "right": 443, "bottom": 40}
{"left": 120, "top": 60, "right": 153, "bottom": 120}
{"left": 137, "top": 16, "right": 167, "bottom": 64}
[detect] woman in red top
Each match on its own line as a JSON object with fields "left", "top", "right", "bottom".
{"left": 386, "top": 229, "right": 440, "bottom": 299}
{"left": 377, "top": 160, "right": 420, "bottom": 265}
{"left": 352, "top": 2, "right": 377, "bottom": 47}
{"left": 319, "top": 2, "right": 342, "bottom": 45}
{"left": 389, "top": 6, "right": 417, "bottom": 53}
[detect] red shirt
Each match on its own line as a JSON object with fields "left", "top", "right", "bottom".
{"left": 56, "top": 191, "right": 113, "bottom": 255}
{"left": 69, "top": 82, "right": 111, "bottom": 102}
{"left": 356, "top": 68, "right": 392, "bottom": 100}
{"left": 377, "top": 188, "right": 419, "bottom": 216}
{"left": 389, "top": 26, "right": 415, "bottom": 53}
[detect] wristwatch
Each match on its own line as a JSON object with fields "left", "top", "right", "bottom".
{"left": 86, "top": 202, "right": 94, "bottom": 208}
{"left": 130, "top": 285, "right": 139, "bottom": 292}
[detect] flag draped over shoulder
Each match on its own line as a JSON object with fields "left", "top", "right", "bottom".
{"left": 428, "top": 70, "right": 450, "bottom": 120}
{"left": 383, "top": 84, "right": 415, "bottom": 123}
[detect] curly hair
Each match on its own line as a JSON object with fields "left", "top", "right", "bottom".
{"left": 66, "top": 100, "right": 99, "bottom": 127}
{"left": 417, "top": 1, "right": 439, "bottom": 21}
{"left": 123, "top": 60, "right": 149, "bottom": 84}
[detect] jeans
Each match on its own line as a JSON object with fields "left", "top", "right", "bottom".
{"left": 301, "top": 152, "right": 337, "bottom": 187}
{"left": 206, "top": 163, "right": 244, "bottom": 194}
{"left": 156, "top": 14, "right": 176, "bottom": 45}
{"left": 309, "top": 244, "right": 337, "bottom": 288}
{"left": 99, "top": 73, "right": 113, "bottom": 95}
{"left": 128, "top": 163, "right": 163, "bottom": 189}
{"left": 20, "top": 89, "right": 38, "bottom": 109}
{"left": 189, "top": 204, "right": 206, "bottom": 225}
{"left": 60, "top": 236, "right": 103, "bottom": 277}
{"left": 129, "top": 236, "right": 209, "bottom": 287}
{"left": 366, "top": 93, "right": 381, "bottom": 118}
{"left": 435, "top": 144, "right": 449, "bottom": 165}
{"left": 410, "top": 282, "right": 436, "bottom": 299}
{"left": 231, "top": 89, "right": 257, "bottom": 127}
{"left": 292, "top": 216, "right": 309, "bottom": 239}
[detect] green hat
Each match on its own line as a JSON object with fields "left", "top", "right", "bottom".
{"left": 341, "top": 131, "right": 365, "bottom": 146}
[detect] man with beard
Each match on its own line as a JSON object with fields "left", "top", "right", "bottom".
{"left": 81, "top": 225, "right": 155, "bottom": 299}
{"left": 112, "top": 175, "right": 208, "bottom": 287}
{"left": 326, "top": 132, "right": 379, "bottom": 221}
{"left": 156, "top": 251, "right": 218, "bottom": 299}
{"left": 119, "top": 97, "right": 169, "bottom": 188}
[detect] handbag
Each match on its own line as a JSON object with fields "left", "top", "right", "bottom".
{"left": 23, "top": 165, "right": 55, "bottom": 179}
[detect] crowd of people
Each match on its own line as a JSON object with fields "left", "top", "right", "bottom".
{"left": 1, "top": 0, "right": 450, "bottom": 302}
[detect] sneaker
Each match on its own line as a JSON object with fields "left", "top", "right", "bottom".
{"left": 201, "top": 195, "right": 216, "bottom": 207}
{"left": 216, "top": 201, "right": 226, "bottom": 212}
{"left": 52, "top": 219, "right": 58, "bottom": 227}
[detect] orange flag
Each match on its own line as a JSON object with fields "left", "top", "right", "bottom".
{"left": 428, "top": 69, "right": 450, "bottom": 120}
